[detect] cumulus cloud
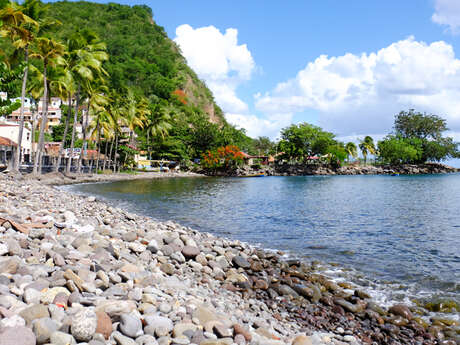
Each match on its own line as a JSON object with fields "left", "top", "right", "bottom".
{"left": 432, "top": 0, "right": 460, "bottom": 34}
{"left": 225, "top": 113, "right": 293, "bottom": 139}
{"left": 174, "top": 24, "right": 254, "bottom": 114}
{"left": 255, "top": 37, "right": 460, "bottom": 138}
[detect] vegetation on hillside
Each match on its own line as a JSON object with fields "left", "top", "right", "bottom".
{"left": 0, "top": 0, "right": 258, "bottom": 173}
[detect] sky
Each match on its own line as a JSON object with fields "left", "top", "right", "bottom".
{"left": 47, "top": 0, "right": 460, "bottom": 164}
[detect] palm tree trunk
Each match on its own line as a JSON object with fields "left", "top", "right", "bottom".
{"left": 31, "top": 106, "right": 36, "bottom": 165}
{"left": 54, "top": 98, "right": 72, "bottom": 172}
{"left": 66, "top": 87, "right": 80, "bottom": 174}
{"left": 147, "top": 131, "right": 151, "bottom": 160}
{"left": 77, "top": 96, "right": 91, "bottom": 173}
{"left": 108, "top": 135, "right": 115, "bottom": 171}
{"left": 14, "top": 45, "right": 29, "bottom": 172}
{"left": 33, "top": 64, "right": 48, "bottom": 175}
{"left": 95, "top": 121, "right": 101, "bottom": 171}
{"left": 102, "top": 138, "right": 109, "bottom": 170}
{"left": 113, "top": 133, "right": 119, "bottom": 172}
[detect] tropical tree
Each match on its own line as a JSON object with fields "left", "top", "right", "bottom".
{"left": 0, "top": 61, "right": 22, "bottom": 116}
{"left": 345, "top": 142, "right": 358, "bottom": 161}
{"left": 30, "top": 36, "right": 65, "bottom": 174}
{"left": 0, "top": 0, "right": 38, "bottom": 170}
{"left": 64, "top": 28, "right": 108, "bottom": 173}
{"left": 145, "top": 102, "right": 172, "bottom": 158}
{"left": 359, "top": 136, "right": 376, "bottom": 164}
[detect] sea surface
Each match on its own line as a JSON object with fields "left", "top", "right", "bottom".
{"left": 63, "top": 174, "right": 460, "bottom": 319}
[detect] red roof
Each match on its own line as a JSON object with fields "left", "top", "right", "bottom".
{"left": 0, "top": 136, "right": 17, "bottom": 147}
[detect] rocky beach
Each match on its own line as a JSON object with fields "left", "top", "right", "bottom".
{"left": 0, "top": 173, "right": 458, "bottom": 345}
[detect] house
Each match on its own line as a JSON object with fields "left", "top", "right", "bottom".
{"left": 0, "top": 136, "right": 16, "bottom": 168}
{"left": 241, "top": 152, "right": 274, "bottom": 166}
{"left": 7, "top": 97, "right": 64, "bottom": 131}
{"left": 0, "top": 120, "right": 32, "bottom": 163}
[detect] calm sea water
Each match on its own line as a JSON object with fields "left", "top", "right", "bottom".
{"left": 64, "top": 174, "right": 460, "bottom": 316}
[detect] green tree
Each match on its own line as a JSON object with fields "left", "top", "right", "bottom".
{"left": 0, "top": 0, "right": 38, "bottom": 170}
{"left": 345, "top": 142, "right": 358, "bottom": 161}
{"left": 30, "top": 36, "right": 65, "bottom": 174}
{"left": 0, "top": 61, "right": 22, "bottom": 116}
{"left": 252, "top": 136, "right": 274, "bottom": 155}
{"left": 393, "top": 109, "right": 459, "bottom": 162}
{"left": 277, "top": 122, "right": 336, "bottom": 162}
{"left": 359, "top": 136, "right": 376, "bottom": 164}
{"left": 377, "top": 135, "right": 422, "bottom": 164}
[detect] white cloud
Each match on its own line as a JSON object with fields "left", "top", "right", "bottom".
{"left": 432, "top": 0, "right": 460, "bottom": 34}
{"left": 226, "top": 113, "right": 293, "bottom": 139}
{"left": 255, "top": 37, "right": 460, "bottom": 138}
{"left": 174, "top": 24, "right": 254, "bottom": 114}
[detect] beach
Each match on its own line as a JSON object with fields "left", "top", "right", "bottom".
{"left": 0, "top": 172, "right": 458, "bottom": 345}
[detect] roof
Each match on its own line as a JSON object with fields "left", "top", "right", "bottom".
{"left": 0, "top": 136, "right": 17, "bottom": 147}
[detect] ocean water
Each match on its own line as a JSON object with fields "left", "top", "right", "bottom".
{"left": 64, "top": 174, "right": 460, "bottom": 317}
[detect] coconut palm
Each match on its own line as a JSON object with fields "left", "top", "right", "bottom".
{"left": 124, "top": 90, "right": 148, "bottom": 145}
{"left": 359, "top": 136, "right": 376, "bottom": 164}
{"left": 30, "top": 37, "right": 65, "bottom": 174}
{"left": 0, "top": 1, "right": 38, "bottom": 171}
{"left": 146, "top": 102, "right": 172, "bottom": 159}
{"left": 77, "top": 78, "right": 108, "bottom": 172}
{"left": 345, "top": 142, "right": 358, "bottom": 162}
{"left": 64, "top": 29, "right": 108, "bottom": 173}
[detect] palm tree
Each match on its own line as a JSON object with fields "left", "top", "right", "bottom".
{"left": 124, "top": 90, "right": 148, "bottom": 145}
{"left": 30, "top": 37, "right": 65, "bottom": 174}
{"left": 27, "top": 63, "right": 73, "bottom": 171}
{"left": 345, "top": 142, "right": 358, "bottom": 162}
{"left": 0, "top": 1, "right": 38, "bottom": 171}
{"left": 359, "top": 136, "right": 376, "bottom": 164}
{"left": 64, "top": 29, "right": 108, "bottom": 173}
{"left": 77, "top": 79, "right": 108, "bottom": 172}
{"left": 146, "top": 103, "right": 172, "bottom": 159}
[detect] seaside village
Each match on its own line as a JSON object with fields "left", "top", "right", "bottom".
{"left": 0, "top": 91, "right": 277, "bottom": 174}
{"left": 0, "top": 92, "right": 152, "bottom": 173}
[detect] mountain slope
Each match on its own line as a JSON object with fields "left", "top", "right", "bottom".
{"left": 46, "top": 1, "right": 226, "bottom": 124}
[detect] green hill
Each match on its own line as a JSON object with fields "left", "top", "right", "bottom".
{"left": 45, "top": 1, "right": 226, "bottom": 124}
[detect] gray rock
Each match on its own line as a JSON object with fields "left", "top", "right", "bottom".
{"left": 122, "top": 232, "right": 137, "bottom": 242}
{"left": 232, "top": 256, "right": 250, "bottom": 269}
{"left": 71, "top": 308, "right": 97, "bottom": 342}
{"left": 33, "top": 317, "right": 58, "bottom": 344}
{"left": 119, "top": 313, "right": 142, "bottom": 338}
{"left": 20, "top": 304, "right": 50, "bottom": 324}
{"left": 113, "top": 331, "right": 137, "bottom": 345}
{"left": 0, "top": 326, "right": 36, "bottom": 345}
{"left": 181, "top": 246, "right": 200, "bottom": 260}
{"left": 50, "top": 331, "right": 76, "bottom": 345}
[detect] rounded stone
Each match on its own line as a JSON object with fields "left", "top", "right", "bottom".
{"left": 33, "top": 317, "right": 58, "bottom": 344}
{"left": 389, "top": 304, "right": 413, "bottom": 320}
{"left": 291, "top": 335, "right": 313, "bottom": 345}
{"left": 232, "top": 256, "right": 250, "bottom": 269}
{"left": 119, "top": 313, "right": 142, "bottom": 338}
{"left": 71, "top": 308, "right": 98, "bottom": 342}
{"left": 96, "top": 310, "right": 112, "bottom": 340}
{"left": 0, "top": 326, "right": 36, "bottom": 345}
{"left": 181, "top": 246, "right": 200, "bottom": 260}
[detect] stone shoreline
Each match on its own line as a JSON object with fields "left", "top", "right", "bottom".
{"left": 0, "top": 173, "right": 458, "bottom": 345}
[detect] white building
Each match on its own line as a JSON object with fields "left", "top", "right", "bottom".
{"left": 0, "top": 120, "right": 32, "bottom": 162}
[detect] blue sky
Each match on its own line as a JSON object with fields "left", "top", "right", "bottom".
{"left": 48, "top": 0, "right": 460, "bottom": 165}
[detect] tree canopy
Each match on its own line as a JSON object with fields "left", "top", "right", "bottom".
{"left": 378, "top": 110, "right": 459, "bottom": 164}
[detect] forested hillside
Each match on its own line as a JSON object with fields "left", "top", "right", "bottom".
{"left": 45, "top": 1, "right": 225, "bottom": 124}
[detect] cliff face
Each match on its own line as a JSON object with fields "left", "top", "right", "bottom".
{"left": 46, "top": 1, "right": 226, "bottom": 125}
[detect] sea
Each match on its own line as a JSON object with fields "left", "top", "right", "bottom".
{"left": 62, "top": 173, "right": 460, "bottom": 321}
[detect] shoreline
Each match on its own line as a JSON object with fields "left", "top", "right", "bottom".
{"left": 0, "top": 174, "right": 458, "bottom": 345}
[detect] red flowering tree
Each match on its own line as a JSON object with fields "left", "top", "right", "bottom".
{"left": 201, "top": 145, "right": 244, "bottom": 174}
{"left": 171, "top": 89, "right": 187, "bottom": 105}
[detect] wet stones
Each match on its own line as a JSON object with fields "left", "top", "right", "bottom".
{"left": 389, "top": 304, "right": 413, "bottom": 320}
